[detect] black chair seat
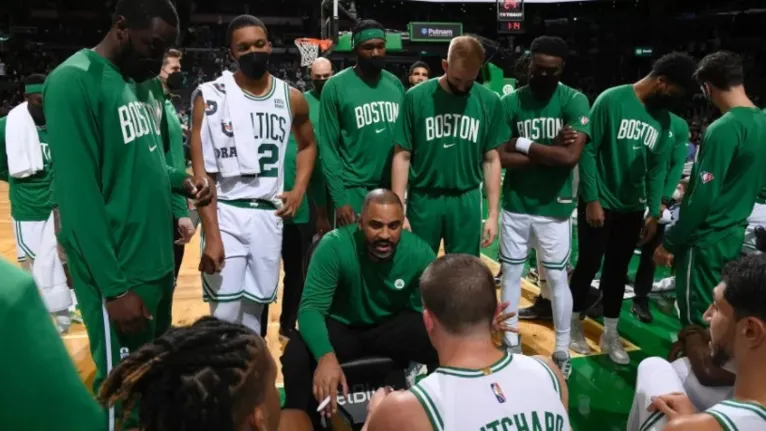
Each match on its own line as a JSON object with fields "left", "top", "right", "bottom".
{"left": 335, "top": 356, "right": 407, "bottom": 430}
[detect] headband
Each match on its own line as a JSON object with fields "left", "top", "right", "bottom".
{"left": 25, "top": 84, "right": 43, "bottom": 95}
{"left": 352, "top": 28, "right": 386, "bottom": 49}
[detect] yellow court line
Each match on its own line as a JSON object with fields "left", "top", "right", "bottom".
{"left": 479, "top": 253, "right": 639, "bottom": 357}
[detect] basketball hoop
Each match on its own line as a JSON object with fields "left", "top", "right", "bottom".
{"left": 295, "top": 38, "right": 334, "bottom": 67}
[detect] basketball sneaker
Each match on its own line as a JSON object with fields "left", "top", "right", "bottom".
{"left": 630, "top": 297, "right": 653, "bottom": 323}
{"left": 569, "top": 317, "right": 592, "bottom": 355}
{"left": 552, "top": 351, "right": 572, "bottom": 379}
{"left": 519, "top": 295, "right": 553, "bottom": 321}
{"left": 599, "top": 332, "right": 630, "bottom": 365}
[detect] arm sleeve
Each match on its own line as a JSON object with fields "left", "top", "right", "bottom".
{"left": 645, "top": 129, "right": 671, "bottom": 218}
{"left": 483, "top": 93, "right": 510, "bottom": 152}
{"left": 394, "top": 91, "right": 415, "bottom": 151}
{"left": 564, "top": 92, "right": 592, "bottom": 137}
{"left": 663, "top": 122, "right": 690, "bottom": 200}
{"left": 664, "top": 125, "right": 736, "bottom": 253}
{"left": 578, "top": 93, "right": 607, "bottom": 202}
{"left": 317, "top": 80, "right": 348, "bottom": 208}
{"left": 43, "top": 68, "right": 131, "bottom": 298}
{"left": 297, "top": 236, "right": 341, "bottom": 360}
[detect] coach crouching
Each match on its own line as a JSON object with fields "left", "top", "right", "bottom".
{"left": 280, "top": 189, "right": 439, "bottom": 430}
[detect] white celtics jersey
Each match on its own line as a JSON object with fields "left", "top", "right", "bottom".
{"left": 410, "top": 352, "right": 568, "bottom": 431}
{"left": 706, "top": 400, "right": 766, "bottom": 430}
{"left": 201, "top": 75, "right": 293, "bottom": 202}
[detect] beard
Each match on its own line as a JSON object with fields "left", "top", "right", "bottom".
{"left": 368, "top": 239, "right": 396, "bottom": 260}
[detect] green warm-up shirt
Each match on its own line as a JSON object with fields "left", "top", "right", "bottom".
{"left": 663, "top": 113, "right": 690, "bottom": 201}
{"left": 579, "top": 84, "right": 672, "bottom": 217}
{"left": 284, "top": 88, "right": 327, "bottom": 224}
{"left": 43, "top": 49, "right": 189, "bottom": 298}
{"left": 0, "top": 116, "right": 54, "bottom": 221}
{"left": 664, "top": 107, "right": 766, "bottom": 253}
{"left": 0, "top": 258, "right": 105, "bottom": 430}
{"left": 394, "top": 78, "right": 507, "bottom": 192}
{"left": 501, "top": 83, "right": 591, "bottom": 219}
{"left": 164, "top": 96, "right": 189, "bottom": 219}
{"left": 298, "top": 224, "right": 436, "bottom": 359}
{"left": 318, "top": 68, "right": 406, "bottom": 208}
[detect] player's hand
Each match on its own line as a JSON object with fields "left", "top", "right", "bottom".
{"left": 554, "top": 126, "right": 578, "bottom": 146}
{"left": 199, "top": 239, "right": 225, "bottom": 274}
{"left": 276, "top": 189, "right": 305, "bottom": 219}
{"left": 106, "top": 290, "right": 152, "bottom": 335}
{"left": 493, "top": 301, "right": 519, "bottom": 334}
{"left": 313, "top": 353, "right": 349, "bottom": 418}
{"left": 585, "top": 201, "right": 605, "bottom": 228}
{"left": 175, "top": 217, "right": 196, "bottom": 245}
{"left": 403, "top": 217, "right": 412, "bottom": 232}
{"left": 315, "top": 212, "right": 332, "bottom": 237}
{"left": 648, "top": 393, "right": 697, "bottom": 419}
{"left": 183, "top": 176, "right": 214, "bottom": 207}
{"left": 335, "top": 205, "right": 356, "bottom": 226}
{"left": 637, "top": 217, "right": 658, "bottom": 246}
{"left": 481, "top": 215, "right": 498, "bottom": 248}
{"left": 653, "top": 245, "right": 674, "bottom": 267}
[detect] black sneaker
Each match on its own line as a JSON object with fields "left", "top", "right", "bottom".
{"left": 631, "top": 298, "right": 654, "bottom": 323}
{"left": 494, "top": 269, "right": 503, "bottom": 288}
{"left": 519, "top": 295, "right": 553, "bottom": 321}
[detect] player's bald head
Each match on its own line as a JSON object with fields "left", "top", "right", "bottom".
{"left": 420, "top": 254, "right": 497, "bottom": 335}
{"left": 447, "top": 35, "right": 485, "bottom": 68}
{"left": 310, "top": 57, "right": 333, "bottom": 77}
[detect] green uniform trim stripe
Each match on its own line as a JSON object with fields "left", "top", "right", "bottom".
{"left": 243, "top": 78, "right": 276, "bottom": 101}
{"left": 435, "top": 351, "right": 513, "bottom": 378}
{"left": 409, "top": 385, "right": 444, "bottom": 431}
{"left": 284, "top": 81, "right": 292, "bottom": 118}
{"left": 539, "top": 219, "right": 573, "bottom": 270}
{"left": 499, "top": 248, "right": 527, "bottom": 265}
{"left": 532, "top": 357, "right": 561, "bottom": 396}
{"left": 639, "top": 411, "right": 664, "bottom": 431}
{"left": 720, "top": 400, "right": 766, "bottom": 421}
{"left": 706, "top": 409, "right": 739, "bottom": 431}
{"left": 219, "top": 198, "right": 277, "bottom": 210}
{"left": 14, "top": 220, "right": 36, "bottom": 259}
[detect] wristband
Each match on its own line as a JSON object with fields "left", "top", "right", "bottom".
{"left": 515, "top": 137, "right": 533, "bottom": 154}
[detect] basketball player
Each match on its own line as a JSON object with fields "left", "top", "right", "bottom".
{"left": 392, "top": 35, "right": 504, "bottom": 256}
{"left": 632, "top": 112, "right": 690, "bottom": 323}
{"left": 632, "top": 254, "right": 766, "bottom": 430}
{"left": 319, "top": 19, "right": 406, "bottom": 224}
{"left": 363, "top": 254, "right": 569, "bottom": 431}
{"left": 655, "top": 51, "right": 766, "bottom": 327}
{"left": 408, "top": 61, "right": 430, "bottom": 87}
{"left": 43, "top": 1, "right": 212, "bottom": 427}
{"left": 191, "top": 15, "right": 317, "bottom": 335}
{"left": 272, "top": 56, "right": 332, "bottom": 340}
{"left": 0, "top": 258, "right": 104, "bottom": 430}
{"left": 572, "top": 52, "right": 697, "bottom": 364}
{"left": 280, "top": 189, "right": 438, "bottom": 430}
{"left": 159, "top": 48, "right": 196, "bottom": 279}
{"left": 0, "top": 74, "right": 52, "bottom": 270}
{"left": 497, "top": 36, "right": 590, "bottom": 371}
{"left": 742, "top": 187, "right": 766, "bottom": 255}
{"left": 100, "top": 317, "right": 295, "bottom": 431}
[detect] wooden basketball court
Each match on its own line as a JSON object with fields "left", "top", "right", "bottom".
{"left": 0, "top": 181, "right": 635, "bottom": 389}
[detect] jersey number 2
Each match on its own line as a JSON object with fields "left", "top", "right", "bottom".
{"left": 258, "top": 143, "right": 279, "bottom": 178}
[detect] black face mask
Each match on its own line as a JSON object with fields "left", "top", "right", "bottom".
{"left": 121, "top": 34, "right": 163, "bottom": 82}
{"left": 446, "top": 79, "right": 472, "bottom": 97}
{"left": 357, "top": 56, "right": 385, "bottom": 76}
{"left": 27, "top": 104, "right": 45, "bottom": 125}
{"left": 644, "top": 91, "right": 682, "bottom": 111}
{"left": 165, "top": 71, "right": 185, "bottom": 91}
{"left": 312, "top": 79, "right": 327, "bottom": 95}
{"left": 528, "top": 74, "right": 559, "bottom": 100}
{"left": 237, "top": 52, "right": 270, "bottom": 80}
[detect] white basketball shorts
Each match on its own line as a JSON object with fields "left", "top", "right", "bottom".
{"left": 500, "top": 211, "right": 571, "bottom": 270}
{"left": 12, "top": 217, "right": 46, "bottom": 262}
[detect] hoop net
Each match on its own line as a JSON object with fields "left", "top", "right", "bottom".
{"left": 295, "top": 38, "right": 333, "bottom": 67}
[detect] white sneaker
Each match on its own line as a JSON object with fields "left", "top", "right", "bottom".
{"left": 599, "top": 332, "right": 630, "bottom": 365}
{"left": 569, "top": 318, "right": 591, "bottom": 354}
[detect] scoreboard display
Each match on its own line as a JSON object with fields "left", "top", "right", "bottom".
{"left": 497, "top": 0, "right": 525, "bottom": 34}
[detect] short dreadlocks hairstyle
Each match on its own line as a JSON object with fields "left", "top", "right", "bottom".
{"left": 530, "top": 36, "right": 568, "bottom": 60}
{"left": 113, "top": 0, "right": 179, "bottom": 29}
{"left": 98, "top": 317, "right": 271, "bottom": 431}
{"left": 650, "top": 52, "right": 697, "bottom": 92}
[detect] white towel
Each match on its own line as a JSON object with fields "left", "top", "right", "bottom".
{"left": 197, "top": 72, "right": 260, "bottom": 178}
{"left": 5, "top": 101, "right": 43, "bottom": 178}
{"left": 32, "top": 212, "right": 71, "bottom": 313}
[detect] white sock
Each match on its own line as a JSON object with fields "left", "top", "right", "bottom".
{"left": 501, "top": 262, "right": 525, "bottom": 347}
{"left": 604, "top": 317, "right": 619, "bottom": 336}
{"left": 546, "top": 268, "right": 573, "bottom": 353}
